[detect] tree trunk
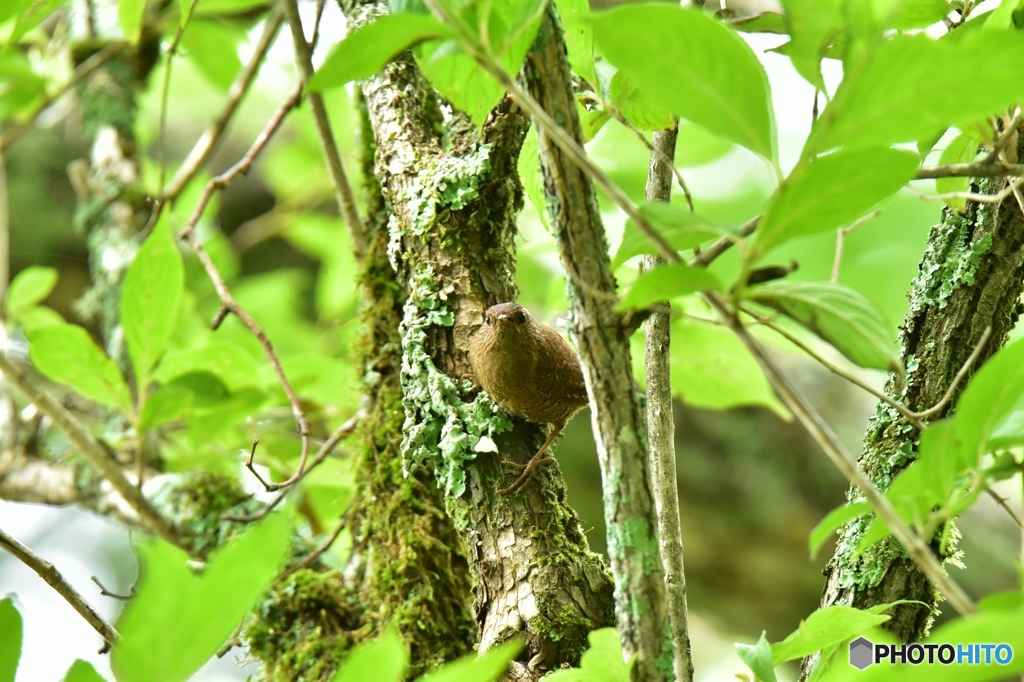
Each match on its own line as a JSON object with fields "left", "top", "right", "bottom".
{"left": 339, "top": 2, "right": 615, "bottom": 679}
{"left": 804, "top": 137, "right": 1024, "bottom": 678}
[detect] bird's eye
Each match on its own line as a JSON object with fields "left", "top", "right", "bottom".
{"left": 485, "top": 314, "right": 492, "bottom": 326}
{"left": 515, "top": 311, "right": 527, "bottom": 324}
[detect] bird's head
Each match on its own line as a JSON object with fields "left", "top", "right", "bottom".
{"left": 482, "top": 302, "right": 533, "bottom": 337}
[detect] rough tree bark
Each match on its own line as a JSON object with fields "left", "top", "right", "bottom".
{"left": 338, "top": 2, "right": 615, "bottom": 679}
{"left": 523, "top": 8, "right": 673, "bottom": 681}
{"left": 804, "top": 137, "right": 1024, "bottom": 678}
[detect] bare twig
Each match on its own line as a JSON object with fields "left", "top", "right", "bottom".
{"left": 90, "top": 575, "right": 133, "bottom": 600}
{"left": 282, "top": 0, "right": 367, "bottom": 257}
{"left": 915, "top": 160, "right": 1024, "bottom": 180}
{"left": 984, "top": 486, "right": 1023, "bottom": 529}
{"left": 910, "top": 326, "right": 991, "bottom": 419}
{"left": 275, "top": 509, "right": 350, "bottom": 582}
{"left": 0, "top": 45, "right": 119, "bottom": 150}
{"left": 831, "top": 210, "right": 880, "bottom": 283}
{"left": 223, "top": 411, "right": 361, "bottom": 523}
{"left": 161, "top": 5, "right": 286, "bottom": 201}
{"left": 687, "top": 215, "right": 758, "bottom": 268}
{"left": 906, "top": 179, "right": 1024, "bottom": 206}
{"left": 0, "top": 353, "right": 184, "bottom": 549}
{"left": 983, "top": 108, "right": 1022, "bottom": 165}
{"left": 0, "top": 525, "right": 120, "bottom": 646}
{"left": 157, "top": 8, "right": 195, "bottom": 195}
{"left": 706, "top": 291, "right": 976, "bottom": 617}
{"left": 216, "top": 618, "right": 247, "bottom": 658}
{"left": 178, "top": 87, "right": 307, "bottom": 492}
{"left": 742, "top": 305, "right": 926, "bottom": 430}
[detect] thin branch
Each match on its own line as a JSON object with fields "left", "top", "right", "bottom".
{"left": 984, "top": 486, "right": 1024, "bottom": 529}
{"left": 983, "top": 108, "right": 1022, "bottom": 165}
{"left": 157, "top": 8, "right": 194, "bottom": 195}
{"left": 161, "top": 5, "right": 285, "bottom": 201}
{"left": 705, "top": 291, "right": 977, "bottom": 617}
{"left": 642, "top": 125, "right": 694, "bottom": 682}
{"left": 915, "top": 160, "right": 1024, "bottom": 180}
{"left": 0, "top": 45, "right": 119, "bottom": 151}
{"left": 282, "top": 0, "right": 367, "bottom": 257}
{"left": 0, "top": 525, "right": 120, "bottom": 646}
{"left": 0, "top": 352, "right": 184, "bottom": 549}
{"left": 831, "top": 210, "right": 880, "bottom": 283}
{"left": 741, "top": 305, "right": 927, "bottom": 430}
{"left": 906, "top": 179, "right": 1024, "bottom": 206}
{"left": 911, "top": 326, "right": 991, "bottom": 419}
{"left": 275, "top": 510, "right": 349, "bottom": 582}
{"left": 224, "top": 411, "right": 361, "bottom": 523}
{"left": 178, "top": 86, "right": 309, "bottom": 493}
{"left": 687, "top": 215, "right": 758, "bottom": 268}
{"left": 90, "top": 575, "right": 133, "bottom": 600}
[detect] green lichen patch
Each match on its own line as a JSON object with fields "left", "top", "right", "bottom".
{"left": 606, "top": 517, "right": 660, "bottom": 576}
{"left": 246, "top": 569, "right": 367, "bottom": 682}
{"left": 403, "top": 144, "right": 493, "bottom": 237}
{"left": 398, "top": 269, "right": 512, "bottom": 497}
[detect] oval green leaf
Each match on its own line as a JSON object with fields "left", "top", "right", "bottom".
{"left": 617, "top": 264, "right": 722, "bottom": 311}
{"left": 593, "top": 3, "right": 775, "bottom": 162}
{"left": 752, "top": 147, "right": 919, "bottom": 259}
{"left": 5, "top": 266, "right": 58, "bottom": 320}
{"left": 747, "top": 280, "right": 900, "bottom": 375}
{"left": 613, "top": 202, "right": 725, "bottom": 268}
{"left": 29, "top": 324, "right": 132, "bottom": 412}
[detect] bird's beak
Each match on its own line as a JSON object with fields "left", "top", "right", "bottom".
{"left": 497, "top": 314, "right": 508, "bottom": 321}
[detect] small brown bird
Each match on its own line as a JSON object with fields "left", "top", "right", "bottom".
{"left": 468, "top": 302, "right": 589, "bottom": 494}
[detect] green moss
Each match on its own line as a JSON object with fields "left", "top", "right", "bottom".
{"left": 246, "top": 569, "right": 367, "bottom": 682}
{"left": 656, "top": 620, "right": 676, "bottom": 681}
{"left": 151, "top": 471, "right": 262, "bottom": 559}
{"left": 76, "top": 58, "right": 139, "bottom": 141}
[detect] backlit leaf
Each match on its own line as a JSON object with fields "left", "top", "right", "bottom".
{"left": 29, "top": 324, "right": 132, "bottom": 412}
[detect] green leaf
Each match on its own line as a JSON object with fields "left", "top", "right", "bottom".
{"left": 517, "top": 126, "right": 549, "bottom": 229}
{"left": 546, "top": 628, "right": 633, "bottom": 682}
{"left": 18, "top": 306, "right": 65, "bottom": 333}
{"left": 672, "top": 318, "right": 790, "bottom": 418}
{"left": 113, "top": 513, "right": 291, "bottom": 682}
{"left": 593, "top": 3, "right": 775, "bottom": 161}
{"left": 192, "top": 0, "right": 268, "bottom": 15}
{"left": 736, "top": 632, "right": 777, "bottom": 682}
{"left": 152, "top": 342, "right": 261, "bottom": 392}
{"left": 0, "top": 52, "right": 47, "bottom": 120}
{"left": 139, "top": 385, "right": 195, "bottom": 432}
{"left": 956, "top": 335, "right": 1024, "bottom": 462}
{"left": 894, "top": 0, "right": 952, "bottom": 30}
{"left": 122, "top": 218, "right": 185, "bottom": 386}
{"left": 29, "top": 324, "right": 132, "bottom": 412}
{"left": 330, "top": 629, "right": 407, "bottom": 682}
{"left": 807, "top": 31, "right": 1024, "bottom": 153}
{"left": 779, "top": 0, "right": 843, "bottom": 90}
{"left": 118, "top": 0, "right": 146, "bottom": 41}
{"left": 618, "top": 264, "right": 722, "bottom": 310}
{"left": 809, "top": 501, "right": 871, "bottom": 558}
{"left": 730, "top": 12, "right": 788, "bottom": 34}
{"left": 417, "top": 640, "right": 523, "bottom": 682}
{"left": 554, "top": 0, "right": 597, "bottom": 87}
{"left": 417, "top": 41, "right": 504, "bottom": 125}
{"left": 675, "top": 122, "right": 735, "bottom": 168}
{"left": 933, "top": 133, "right": 978, "bottom": 212}
{"left": 181, "top": 19, "right": 244, "bottom": 91}
{"left": 613, "top": 202, "right": 725, "bottom": 268}
{"left": 772, "top": 606, "right": 890, "bottom": 664}
{"left": 609, "top": 70, "right": 674, "bottom": 132}
{"left": 0, "top": 597, "right": 22, "bottom": 682}
{"left": 751, "top": 147, "right": 918, "bottom": 258}
{"left": 748, "top": 281, "right": 900, "bottom": 374}
{"left": 984, "top": 0, "right": 1023, "bottom": 31}
{"left": 64, "top": 660, "right": 108, "bottom": 682}
{"left": 308, "top": 14, "right": 453, "bottom": 92}
{"left": 577, "top": 99, "right": 611, "bottom": 142}
{"left": 5, "top": 266, "right": 57, "bottom": 321}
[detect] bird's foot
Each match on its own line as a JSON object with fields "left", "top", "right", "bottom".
{"left": 499, "top": 456, "right": 555, "bottom": 494}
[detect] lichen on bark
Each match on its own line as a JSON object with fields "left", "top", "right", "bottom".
{"left": 812, "top": 160, "right": 1024, "bottom": 676}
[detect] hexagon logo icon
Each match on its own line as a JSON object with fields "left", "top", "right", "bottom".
{"left": 850, "top": 637, "right": 874, "bottom": 670}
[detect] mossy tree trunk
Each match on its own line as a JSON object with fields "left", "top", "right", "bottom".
{"left": 338, "top": 2, "right": 615, "bottom": 679}
{"left": 804, "top": 136, "right": 1024, "bottom": 678}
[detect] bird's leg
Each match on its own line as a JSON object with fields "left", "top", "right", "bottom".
{"left": 499, "top": 421, "right": 565, "bottom": 494}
